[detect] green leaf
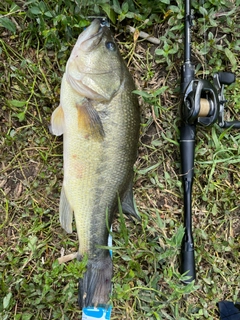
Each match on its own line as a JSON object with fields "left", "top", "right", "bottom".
{"left": 171, "top": 225, "right": 185, "bottom": 247}
{"left": 21, "top": 314, "right": 33, "bottom": 320}
{"left": 29, "top": 6, "right": 42, "bottom": 15}
{"left": 9, "top": 99, "right": 26, "bottom": 107}
{"left": 122, "top": 1, "right": 129, "bottom": 13}
{"left": 112, "top": 0, "right": 121, "bottom": 14}
{"left": 16, "top": 112, "right": 26, "bottom": 122}
{"left": 122, "top": 255, "right": 131, "bottom": 261}
{"left": 28, "top": 235, "right": 38, "bottom": 252}
{"left": 3, "top": 292, "right": 12, "bottom": 309}
{"left": 100, "top": 4, "right": 116, "bottom": 23}
{"left": 0, "top": 17, "right": 16, "bottom": 33}
{"left": 10, "top": 3, "right": 20, "bottom": 13}
{"left": 155, "top": 49, "right": 166, "bottom": 56}
{"left": 138, "top": 162, "right": 161, "bottom": 175}
{"left": 203, "top": 277, "right": 212, "bottom": 285}
{"left": 224, "top": 47, "right": 237, "bottom": 70}
{"left": 199, "top": 6, "right": 208, "bottom": 16}
{"left": 44, "top": 11, "right": 53, "bottom": 18}
{"left": 133, "top": 90, "right": 151, "bottom": 98}
{"left": 152, "top": 86, "right": 169, "bottom": 96}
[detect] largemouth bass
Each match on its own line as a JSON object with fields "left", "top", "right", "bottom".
{"left": 51, "top": 19, "right": 140, "bottom": 308}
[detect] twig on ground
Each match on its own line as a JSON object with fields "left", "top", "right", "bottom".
{"left": 58, "top": 252, "right": 78, "bottom": 264}
{"left": 127, "top": 26, "right": 160, "bottom": 45}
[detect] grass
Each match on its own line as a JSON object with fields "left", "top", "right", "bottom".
{"left": 0, "top": 0, "right": 240, "bottom": 319}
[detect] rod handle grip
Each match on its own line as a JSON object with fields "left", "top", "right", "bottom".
{"left": 181, "top": 249, "right": 196, "bottom": 283}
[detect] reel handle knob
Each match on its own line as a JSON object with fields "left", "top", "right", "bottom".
{"left": 218, "top": 72, "right": 236, "bottom": 86}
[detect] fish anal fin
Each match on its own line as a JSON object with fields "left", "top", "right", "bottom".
{"left": 77, "top": 100, "right": 105, "bottom": 141}
{"left": 50, "top": 105, "right": 65, "bottom": 136}
{"left": 122, "top": 181, "right": 140, "bottom": 220}
{"left": 59, "top": 186, "right": 73, "bottom": 233}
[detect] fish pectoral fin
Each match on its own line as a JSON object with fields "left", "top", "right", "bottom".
{"left": 122, "top": 182, "right": 141, "bottom": 220}
{"left": 50, "top": 105, "right": 65, "bottom": 136}
{"left": 77, "top": 100, "right": 105, "bottom": 140}
{"left": 59, "top": 186, "right": 73, "bottom": 233}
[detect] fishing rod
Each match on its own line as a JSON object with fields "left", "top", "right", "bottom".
{"left": 180, "top": 0, "right": 238, "bottom": 283}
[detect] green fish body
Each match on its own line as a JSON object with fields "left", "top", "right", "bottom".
{"left": 51, "top": 19, "right": 140, "bottom": 308}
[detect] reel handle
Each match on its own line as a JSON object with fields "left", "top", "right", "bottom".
{"left": 213, "top": 72, "right": 240, "bottom": 128}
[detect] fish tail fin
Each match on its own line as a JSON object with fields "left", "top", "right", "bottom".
{"left": 78, "top": 255, "right": 113, "bottom": 308}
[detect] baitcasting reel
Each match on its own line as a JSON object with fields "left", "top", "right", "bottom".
{"left": 181, "top": 71, "right": 238, "bottom": 128}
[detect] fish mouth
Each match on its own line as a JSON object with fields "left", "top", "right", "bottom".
{"left": 76, "top": 19, "right": 108, "bottom": 52}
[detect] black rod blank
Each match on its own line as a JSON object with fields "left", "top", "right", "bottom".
{"left": 180, "top": 0, "right": 196, "bottom": 282}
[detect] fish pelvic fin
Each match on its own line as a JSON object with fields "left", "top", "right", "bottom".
{"left": 78, "top": 255, "right": 113, "bottom": 308}
{"left": 50, "top": 105, "right": 65, "bottom": 136}
{"left": 77, "top": 100, "right": 105, "bottom": 141}
{"left": 59, "top": 186, "right": 73, "bottom": 233}
{"left": 122, "top": 181, "right": 141, "bottom": 221}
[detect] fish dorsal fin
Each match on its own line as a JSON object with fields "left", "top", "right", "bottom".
{"left": 122, "top": 181, "right": 140, "bottom": 220}
{"left": 77, "top": 100, "right": 105, "bottom": 140}
{"left": 59, "top": 186, "right": 73, "bottom": 233}
{"left": 50, "top": 105, "right": 65, "bottom": 136}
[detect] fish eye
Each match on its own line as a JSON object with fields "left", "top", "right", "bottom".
{"left": 100, "top": 18, "right": 110, "bottom": 28}
{"left": 105, "top": 41, "right": 116, "bottom": 51}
